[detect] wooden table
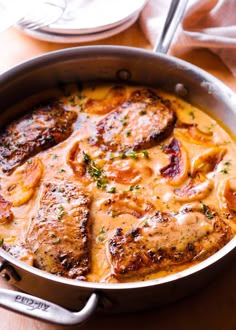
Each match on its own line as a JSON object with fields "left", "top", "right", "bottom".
{"left": 1, "top": 22, "right": 236, "bottom": 330}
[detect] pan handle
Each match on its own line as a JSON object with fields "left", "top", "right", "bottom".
{"left": 154, "top": 0, "right": 189, "bottom": 54}
{"left": 0, "top": 288, "right": 99, "bottom": 326}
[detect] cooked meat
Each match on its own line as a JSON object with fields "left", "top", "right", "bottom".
{"left": 26, "top": 181, "right": 91, "bottom": 279}
{"left": 0, "top": 195, "right": 13, "bottom": 224}
{"left": 3, "top": 243, "right": 34, "bottom": 266}
{"left": 90, "top": 88, "right": 176, "bottom": 152}
{"left": 0, "top": 103, "right": 77, "bottom": 174}
{"left": 107, "top": 206, "right": 232, "bottom": 279}
{"left": 1, "top": 83, "right": 235, "bottom": 284}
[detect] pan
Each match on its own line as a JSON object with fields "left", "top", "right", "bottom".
{"left": 1, "top": 1, "right": 236, "bottom": 327}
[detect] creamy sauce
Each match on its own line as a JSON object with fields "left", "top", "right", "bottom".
{"left": 1, "top": 83, "right": 236, "bottom": 283}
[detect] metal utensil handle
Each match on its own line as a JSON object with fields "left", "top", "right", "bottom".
{"left": 0, "top": 288, "right": 99, "bottom": 326}
{"left": 154, "top": 0, "right": 189, "bottom": 54}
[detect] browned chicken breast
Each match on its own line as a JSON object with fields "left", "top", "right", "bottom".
{"left": 26, "top": 181, "right": 91, "bottom": 279}
{"left": 107, "top": 204, "right": 232, "bottom": 280}
{"left": 0, "top": 103, "right": 77, "bottom": 174}
{"left": 90, "top": 88, "right": 176, "bottom": 152}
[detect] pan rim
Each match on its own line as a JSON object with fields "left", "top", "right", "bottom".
{"left": 1, "top": 45, "right": 236, "bottom": 291}
{"left": 1, "top": 235, "right": 236, "bottom": 290}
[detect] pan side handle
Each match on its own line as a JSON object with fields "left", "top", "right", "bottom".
{"left": 0, "top": 288, "right": 99, "bottom": 326}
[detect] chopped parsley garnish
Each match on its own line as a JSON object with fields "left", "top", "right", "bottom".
{"left": 98, "top": 225, "right": 106, "bottom": 241}
{"left": 129, "top": 184, "right": 140, "bottom": 191}
{"left": 83, "top": 153, "right": 91, "bottom": 163}
{"left": 221, "top": 168, "right": 229, "bottom": 174}
{"left": 142, "top": 150, "right": 149, "bottom": 159}
{"left": 139, "top": 110, "right": 147, "bottom": 115}
{"left": 53, "top": 237, "right": 61, "bottom": 244}
{"left": 121, "top": 116, "right": 128, "bottom": 126}
{"left": 189, "top": 111, "right": 195, "bottom": 120}
{"left": 159, "top": 143, "right": 166, "bottom": 151}
{"left": 142, "top": 219, "right": 149, "bottom": 227}
{"left": 57, "top": 205, "right": 65, "bottom": 220}
{"left": 201, "top": 203, "right": 216, "bottom": 219}
{"left": 204, "top": 124, "right": 214, "bottom": 135}
{"left": 128, "top": 151, "right": 138, "bottom": 159}
{"left": 83, "top": 153, "right": 108, "bottom": 189}
{"left": 58, "top": 168, "right": 66, "bottom": 173}
{"left": 111, "top": 210, "right": 118, "bottom": 218}
{"left": 0, "top": 238, "right": 4, "bottom": 247}
{"left": 107, "top": 187, "right": 116, "bottom": 193}
{"left": 220, "top": 160, "right": 231, "bottom": 174}
{"left": 119, "top": 151, "right": 127, "bottom": 159}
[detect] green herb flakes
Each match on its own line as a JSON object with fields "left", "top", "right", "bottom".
{"left": 97, "top": 226, "right": 106, "bottom": 242}
{"left": 128, "top": 151, "right": 138, "bottom": 159}
{"left": 139, "top": 109, "right": 147, "bottom": 115}
{"left": 142, "top": 150, "right": 149, "bottom": 159}
{"left": 129, "top": 184, "right": 140, "bottom": 191}
{"left": 107, "top": 187, "right": 116, "bottom": 193}
{"left": 201, "top": 203, "right": 216, "bottom": 219}
{"left": 189, "top": 111, "right": 195, "bottom": 120}
{"left": 58, "top": 168, "right": 66, "bottom": 173}
{"left": 57, "top": 205, "right": 65, "bottom": 220}
{"left": 83, "top": 153, "right": 108, "bottom": 189}
{"left": 220, "top": 160, "right": 231, "bottom": 174}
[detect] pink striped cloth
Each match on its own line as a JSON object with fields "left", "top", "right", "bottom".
{"left": 139, "top": 0, "right": 236, "bottom": 76}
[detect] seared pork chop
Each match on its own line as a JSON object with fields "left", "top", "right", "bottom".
{"left": 107, "top": 206, "right": 232, "bottom": 279}
{"left": 26, "top": 181, "right": 91, "bottom": 279}
{"left": 0, "top": 103, "right": 77, "bottom": 174}
{"left": 90, "top": 88, "right": 176, "bottom": 152}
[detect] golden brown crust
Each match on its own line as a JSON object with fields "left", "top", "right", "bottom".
{"left": 26, "top": 181, "right": 91, "bottom": 279}
{"left": 0, "top": 102, "right": 77, "bottom": 174}
{"left": 90, "top": 88, "right": 176, "bottom": 152}
{"left": 107, "top": 207, "right": 232, "bottom": 279}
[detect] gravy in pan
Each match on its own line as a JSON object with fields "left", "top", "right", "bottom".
{"left": 0, "top": 83, "right": 236, "bottom": 283}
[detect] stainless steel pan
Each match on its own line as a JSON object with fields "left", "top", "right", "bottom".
{"left": 1, "top": 0, "right": 236, "bottom": 326}
{"left": 1, "top": 45, "right": 236, "bottom": 326}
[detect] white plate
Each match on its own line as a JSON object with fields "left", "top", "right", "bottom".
{"left": 16, "top": 11, "right": 139, "bottom": 43}
{"left": 0, "top": 0, "right": 32, "bottom": 32}
{"left": 40, "top": 0, "right": 148, "bottom": 35}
